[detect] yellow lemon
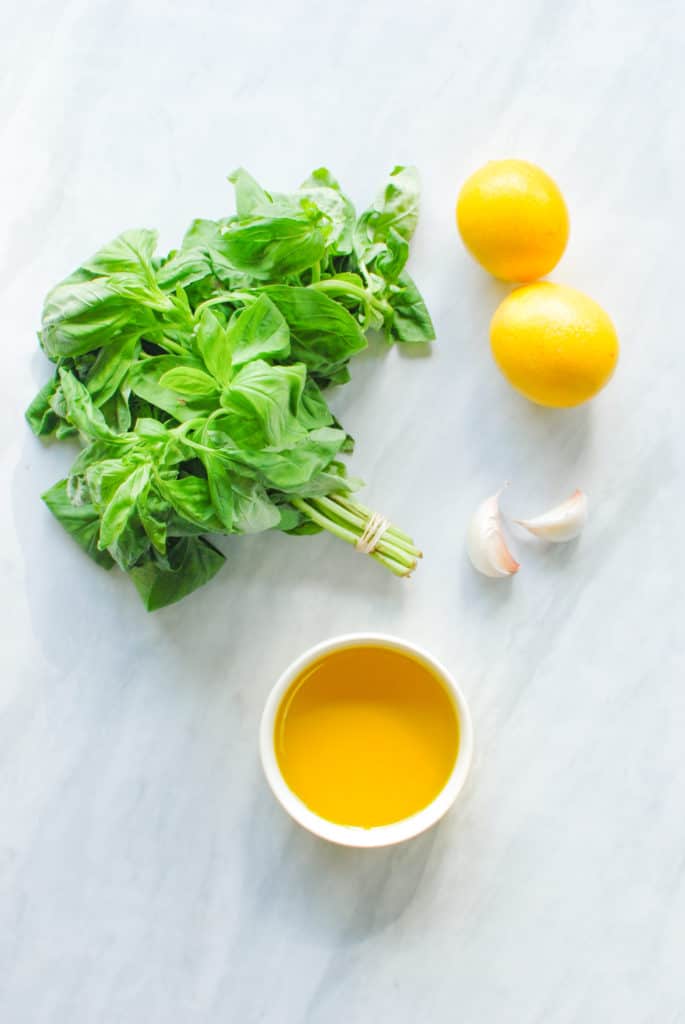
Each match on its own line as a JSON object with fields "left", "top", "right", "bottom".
{"left": 457, "top": 159, "right": 569, "bottom": 282}
{"left": 490, "top": 283, "right": 619, "bottom": 407}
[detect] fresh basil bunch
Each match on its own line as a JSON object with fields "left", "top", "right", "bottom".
{"left": 26, "top": 166, "right": 432, "bottom": 609}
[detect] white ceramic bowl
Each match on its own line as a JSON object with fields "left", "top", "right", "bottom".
{"left": 259, "top": 632, "right": 474, "bottom": 848}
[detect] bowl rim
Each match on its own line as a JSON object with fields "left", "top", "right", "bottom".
{"left": 259, "top": 631, "right": 474, "bottom": 848}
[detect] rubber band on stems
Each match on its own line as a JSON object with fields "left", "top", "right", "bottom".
{"left": 355, "top": 511, "right": 391, "bottom": 555}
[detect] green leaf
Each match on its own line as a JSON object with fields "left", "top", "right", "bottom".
{"left": 128, "top": 537, "right": 225, "bottom": 612}
{"left": 275, "top": 504, "right": 304, "bottom": 532}
{"left": 181, "top": 218, "right": 228, "bottom": 250}
{"left": 134, "top": 417, "right": 169, "bottom": 440}
{"left": 41, "top": 277, "right": 141, "bottom": 359}
{"left": 231, "top": 427, "right": 347, "bottom": 491}
{"left": 300, "top": 167, "right": 342, "bottom": 191}
{"left": 262, "top": 286, "right": 366, "bottom": 379}
{"left": 86, "top": 456, "right": 136, "bottom": 509}
{"left": 138, "top": 486, "right": 168, "bottom": 554}
{"left": 216, "top": 215, "right": 328, "bottom": 280}
{"left": 129, "top": 356, "right": 216, "bottom": 422}
{"left": 81, "top": 229, "right": 158, "bottom": 276}
{"left": 39, "top": 230, "right": 163, "bottom": 360}
{"left": 26, "top": 375, "right": 60, "bottom": 436}
{"left": 156, "top": 248, "right": 213, "bottom": 290}
{"left": 227, "top": 294, "right": 290, "bottom": 369}
{"left": 99, "top": 389, "right": 132, "bottom": 433}
{"left": 352, "top": 167, "right": 420, "bottom": 295}
{"left": 69, "top": 439, "right": 135, "bottom": 480}
{"left": 107, "top": 271, "right": 171, "bottom": 311}
{"left": 366, "top": 165, "right": 420, "bottom": 243}
{"left": 387, "top": 271, "right": 436, "bottom": 343}
{"left": 298, "top": 170, "right": 355, "bottom": 255}
{"left": 179, "top": 218, "right": 253, "bottom": 287}
{"left": 230, "top": 475, "right": 281, "bottom": 533}
{"left": 219, "top": 360, "right": 308, "bottom": 449}
{"left": 108, "top": 518, "right": 151, "bottom": 571}
{"left": 298, "top": 379, "right": 334, "bottom": 430}
{"left": 157, "top": 475, "right": 222, "bottom": 530}
{"left": 98, "top": 463, "right": 151, "bottom": 549}
{"left": 201, "top": 453, "right": 234, "bottom": 530}
{"left": 59, "top": 369, "right": 122, "bottom": 441}
{"left": 195, "top": 308, "right": 233, "bottom": 386}
{"left": 159, "top": 366, "right": 219, "bottom": 399}
{"left": 374, "top": 226, "right": 409, "bottom": 282}
{"left": 42, "top": 479, "right": 115, "bottom": 569}
{"left": 55, "top": 423, "right": 78, "bottom": 439}
{"left": 228, "top": 167, "right": 273, "bottom": 218}
{"left": 86, "top": 330, "right": 140, "bottom": 405}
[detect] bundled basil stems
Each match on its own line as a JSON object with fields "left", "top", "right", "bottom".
{"left": 26, "top": 166, "right": 433, "bottom": 609}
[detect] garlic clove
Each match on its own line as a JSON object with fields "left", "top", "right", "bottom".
{"left": 467, "top": 489, "right": 520, "bottom": 578}
{"left": 515, "top": 489, "right": 588, "bottom": 543}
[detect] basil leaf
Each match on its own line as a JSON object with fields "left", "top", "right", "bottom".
{"left": 231, "top": 475, "right": 281, "bottom": 533}
{"left": 138, "top": 486, "right": 168, "bottom": 554}
{"left": 363, "top": 165, "right": 420, "bottom": 244}
{"left": 300, "top": 167, "right": 343, "bottom": 191}
{"left": 99, "top": 389, "right": 132, "bottom": 433}
{"left": 228, "top": 167, "right": 273, "bottom": 218}
{"left": 42, "top": 479, "right": 115, "bottom": 569}
{"left": 129, "top": 356, "right": 216, "bottom": 421}
{"left": 26, "top": 375, "right": 60, "bottom": 436}
{"left": 129, "top": 537, "right": 225, "bottom": 612}
{"left": 69, "top": 439, "right": 134, "bottom": 481}
{"left": 86, "top": 457, "right": 136, "bottom": 509}
{"left": 54, "top": 423, "right": 77, "bottom": 439}
{"left": 195, "top": 308, "right": 233, "bottom": 386}
{"left": 156, "top": 248, "right": 214, "bottom": 290}
{"left": 298, "top": 169, "right": 355, "bottom": 255}
{"left": 98, "top": 463, "right": 151, "bottom": 549}
{"left": 59, "top": 369, "right": 123, "bottom": 441}
{"left": 262, "top": 286, "right": 366, "bottom": 378}
{"left": 134, "top": 418, "right": 169, "bottom": 440}
{"left": 108, "top": 518, "right": 151, "bottom": 571}
{"left": 85, "top": 330, "right": 140, "bottom": 405}
{"left": 159, "top": 367, "right": 219, "bottom": 399}
{"left": 216, "top": 215, "right": 328, "bottom": 279}
{"left": 227, "top": 294, "right": 290, "bottom": 369}
{"left": 179, "top": 218, "right": 253, "bottom": 287}
{"left": 219, "top": 360, "right": 308, "bottom": 450}
{"left": 232, "top": 427, "right": 347, "bottom": 491}
{"left": 374, "top": 226, "right": 409, "bottom": 282}
{"left": 387, "top": 271, "right": 436, "bottom": 343}
{"left": 41, "top": 277, "right": 140, "bottom": 359}
{"left": 40, "top": 230, "right": 163, "bottom": 360}
{"left": 81, "top": 229, "right": 158, "bottom": 277}
{"left": 201, "top": 453, "right": 234, "bottom": 530}
{"left": 107, "top": 271, "right": 171, "bottom": 311}
{"left": 298, "top": 379, "right": 334, "bottom": 430}
{"left": 157, "top": 475, "right": 222, "bottom": 531}
{"left": 181, "top": 218, "right": 228, "bottom": 250}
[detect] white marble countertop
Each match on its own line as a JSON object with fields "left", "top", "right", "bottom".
{"left": 2, "top": 1, "right": 684, "bottom": 1021}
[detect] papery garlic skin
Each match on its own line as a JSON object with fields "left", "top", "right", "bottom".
{"left": 515, "top": 489, "right": 588, "bottom": 542}
{"left": 467, "top": 491, "right": 520, "bottom": 578}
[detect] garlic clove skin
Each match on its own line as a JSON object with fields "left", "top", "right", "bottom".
{"left": 467, "top": 490, "right": 520, "bottom": 578}
{"left": 515, "top": 489, "right": 588, "bottom": 543}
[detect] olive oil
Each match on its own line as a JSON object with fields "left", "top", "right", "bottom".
{"left": 274, "top": 644, "right": 459, "bottom": 828}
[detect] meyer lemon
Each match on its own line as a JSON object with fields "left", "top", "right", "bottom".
{"left": 457, "top": 159, "right": 569, "bottom": 282}
{"left": 490, "top": 283, "right": 619, "bottom": 407}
